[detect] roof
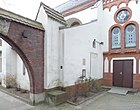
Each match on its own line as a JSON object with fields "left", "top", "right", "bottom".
{"left": 55, "top": 0, "right": 94, "bottom": 13}
{"left": 0, "top": 7, "right": 44, "bottom": 30}
{"left": 36, "top": 2, "right": 66, "bottom": 25}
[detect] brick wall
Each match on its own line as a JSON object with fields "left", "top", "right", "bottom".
{"left": 0, "top": 21, "right": 44, "bottom": 94}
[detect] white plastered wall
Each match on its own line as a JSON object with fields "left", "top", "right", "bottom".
{"left": 62, "top": 1, "right": 140, "bottom": 87}
{"left": 2, "top": 40, "right": 17, "bottom": 87}
{"left": 1, "top": 40, "right": 30, "bottom": 90}
{"left": 62, "top": 20, "right": 103, "bottom": 87}
{"left": 16, "top": 55, "right": 30, "bottom": 90}
{"left": 35, "top": 1, "right": 140, "bottom": 89}
{"left": 104, "top": 57, "right": 109, "bottom": 73}
{"left": 65, "top": 4, "right": 98, "bottom": 24}
{"left": 101, "top": 1, "right": 140, "bottom": 52}
{"left": 127, "top": 1, "right": 140, "bottom": 49}
{"left": 36, "top": 6, "right": 65, "bottom": 89}
{"left": 101, "top": 1, "right": 140, "bottom": 73}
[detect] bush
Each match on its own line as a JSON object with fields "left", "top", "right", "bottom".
{"left": 88, "top": 78, "right": 101, "bottom": 92}
{"left": 4, "top": 74, "right": 17, "bottom": 88}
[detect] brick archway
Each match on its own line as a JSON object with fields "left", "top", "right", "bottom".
{"left": 0, "top": 10, "right": 44, "bottom": 104}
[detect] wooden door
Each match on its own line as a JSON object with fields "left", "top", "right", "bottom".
{"left": 123, "top": 60, "right": 133, "bottom": 88}
{"left": 113, "top": 60, "right": 133, "bottom": 88}
{"left": 113, "top": 60, "right": 123, "bottom": 87}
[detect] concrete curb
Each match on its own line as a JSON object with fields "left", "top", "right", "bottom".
{"left": 67, "top": 91, "right": 107, "bottom": 106}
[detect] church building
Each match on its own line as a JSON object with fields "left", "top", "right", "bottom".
{"left": 35, "top": 0, "right": 140, "bottom": 98}
{"left": 0, "top": 0, "right": 140, "bottom": 104}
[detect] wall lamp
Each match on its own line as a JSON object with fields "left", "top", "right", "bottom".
{"left": 22, "top": 30, "right": 29, "bottom": 38}
{"left": 93, "top": 39, "right": 104, "bottom": 48}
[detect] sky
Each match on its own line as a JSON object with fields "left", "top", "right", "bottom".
{"left": 0, "top": 0, "right": 68, "bottom": 20}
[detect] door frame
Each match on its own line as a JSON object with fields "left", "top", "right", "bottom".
{"left": 110, "top": 57, "right": 136, "bottom": 74}
{"left": 113, "top": 59, "right": 133, "bottom": 88}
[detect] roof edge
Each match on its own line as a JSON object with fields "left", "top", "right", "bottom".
{"left": 40, "top": 2, "right": 66, "bottom": 25}
{"left": 0, "top": 7, "right": 44, "bottom": 30}
{"left": 62, "top": 0, "right": 98, "bottom": 17}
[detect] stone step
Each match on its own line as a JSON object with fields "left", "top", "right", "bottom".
{"left": 102, "top": 86, "right": 138, "bottom": 93}
{"left": 46, "top": 90, "right": 67, "bottom": 105}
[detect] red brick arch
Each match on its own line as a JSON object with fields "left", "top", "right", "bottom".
{"left": 0, "top": 20, "right": 44, "bottom": 94}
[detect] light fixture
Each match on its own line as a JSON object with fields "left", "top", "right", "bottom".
{"left": 93, "top": 39, "right": 103, "bottom": 48}
{"left": 93, "top": 39, "right": 96, "bottom": 48}
{"left": 22, "top": 30, "right": 29, "bottom": 38}
{"left": 99, "top": 41, "right": 104, "bottom": 45}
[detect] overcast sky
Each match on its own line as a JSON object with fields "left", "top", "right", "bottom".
{"left": 0, "top": 0, "right": 68, "bottom": 20}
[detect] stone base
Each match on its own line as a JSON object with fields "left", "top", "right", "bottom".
{"left": 30, "top": 92, "right": 45, "bottom": 105}
{"left": 103, "top": 73, "right": 140, "bottom": 90}
{"left": 46, "top": 90, "right": 67, "bottom": 105}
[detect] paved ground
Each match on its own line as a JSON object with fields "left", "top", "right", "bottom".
{"left": 0, "top": 91, "right": 33, "bottom": 110}
{"left": 1, "top": 91, "right": 140, "bottom": 110}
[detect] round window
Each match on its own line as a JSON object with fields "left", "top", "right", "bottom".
{"left": 116, "top": 9, "right": 130, "bottom": 23}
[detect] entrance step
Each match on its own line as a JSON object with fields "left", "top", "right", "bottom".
{"left": 107, "top": 87, "right": 138, "bottom": 95}
{"left": 46, "top": 90, "right": 67, "bottom": 105}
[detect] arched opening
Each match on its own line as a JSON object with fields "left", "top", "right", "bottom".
{"left": 0, "top": 16, "right": 44, "bottom": 104}
{"left": 0, "top": 9, "right": 44, "bottom": 104}
{"left": 0, "top": 34, "right": 33, "bottom": 90}
{"left": 66, "top": 18, "right": 82, "bottom": 27}
{"left": 70, "top": 22, "right": 80, "bottom": 27}
{"left": 0, "top": 27, "right": 44, "bottom": 103}
{"left": 0, "top": 34, "right": 33, "bottom": 100}
{"left": 0, "top": 38, "right": 30, "bottom": 91}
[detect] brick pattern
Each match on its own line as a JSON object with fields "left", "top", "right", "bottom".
{"left": 103, "top": 52, "right": 140, "bottom": 90}
{"left": 62, "top": 83, "right": 90, "bottom": 99}
{"left": 103, "top": 0, "right": 138, "bottom": 11}
{"left": 62, "top": 0, "right": 97, "bottom": 17}
{"left": 114, "top": 7, "right": 132, "bottom": 24}
{"left": 109, "top": 21, "right": 139, "bottom": 53}
{"left": 60, "top": 80, "right": 103, "bottom": 100}
{"left": 103, "top": 73, "right": 112, "bottom": 86}
{"left": 103, "top": 73, "right": 140, "bottom": 90}
{"left": 103, "top": 2, "right": 140, "bottom": 89}
{"left": 0, "top": 21, "right": 44, "bottom": 94}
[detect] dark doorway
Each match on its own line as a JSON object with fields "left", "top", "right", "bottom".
{"left": 113, "top": 60, "right": 133, "bottom": 88}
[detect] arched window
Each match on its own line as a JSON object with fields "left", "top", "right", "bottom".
{"left": 66, "top": 18, "right": 82, "bottom": 27}
{"left": 71, "top": 22, "right": 80, "bottom": 27}
{"left": 125, "top": 24, "right": 136, "bottom": 48}
{"left": 111, "top": 27, "right": 121, "bottom": 49}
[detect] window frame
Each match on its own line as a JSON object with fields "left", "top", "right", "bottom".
{"left": 111, "top": 26, "right": 121, "bottom": 49}
{"left": 114, "top": 7, "right": 132, "bottom": 24}
{"left": 124, "top": 24, "right": 136, "bottom": 48}
{"left": 109, "top": 21, "right": 139, "bottom": 53}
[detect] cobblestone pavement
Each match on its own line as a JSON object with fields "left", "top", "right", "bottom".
{"left": 1, "top": 91, "right": 140, "bottom": 110}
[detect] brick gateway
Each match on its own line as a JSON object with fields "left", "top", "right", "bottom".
{"left": 0, "top": 8, "right": 44, "bottom": 104}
